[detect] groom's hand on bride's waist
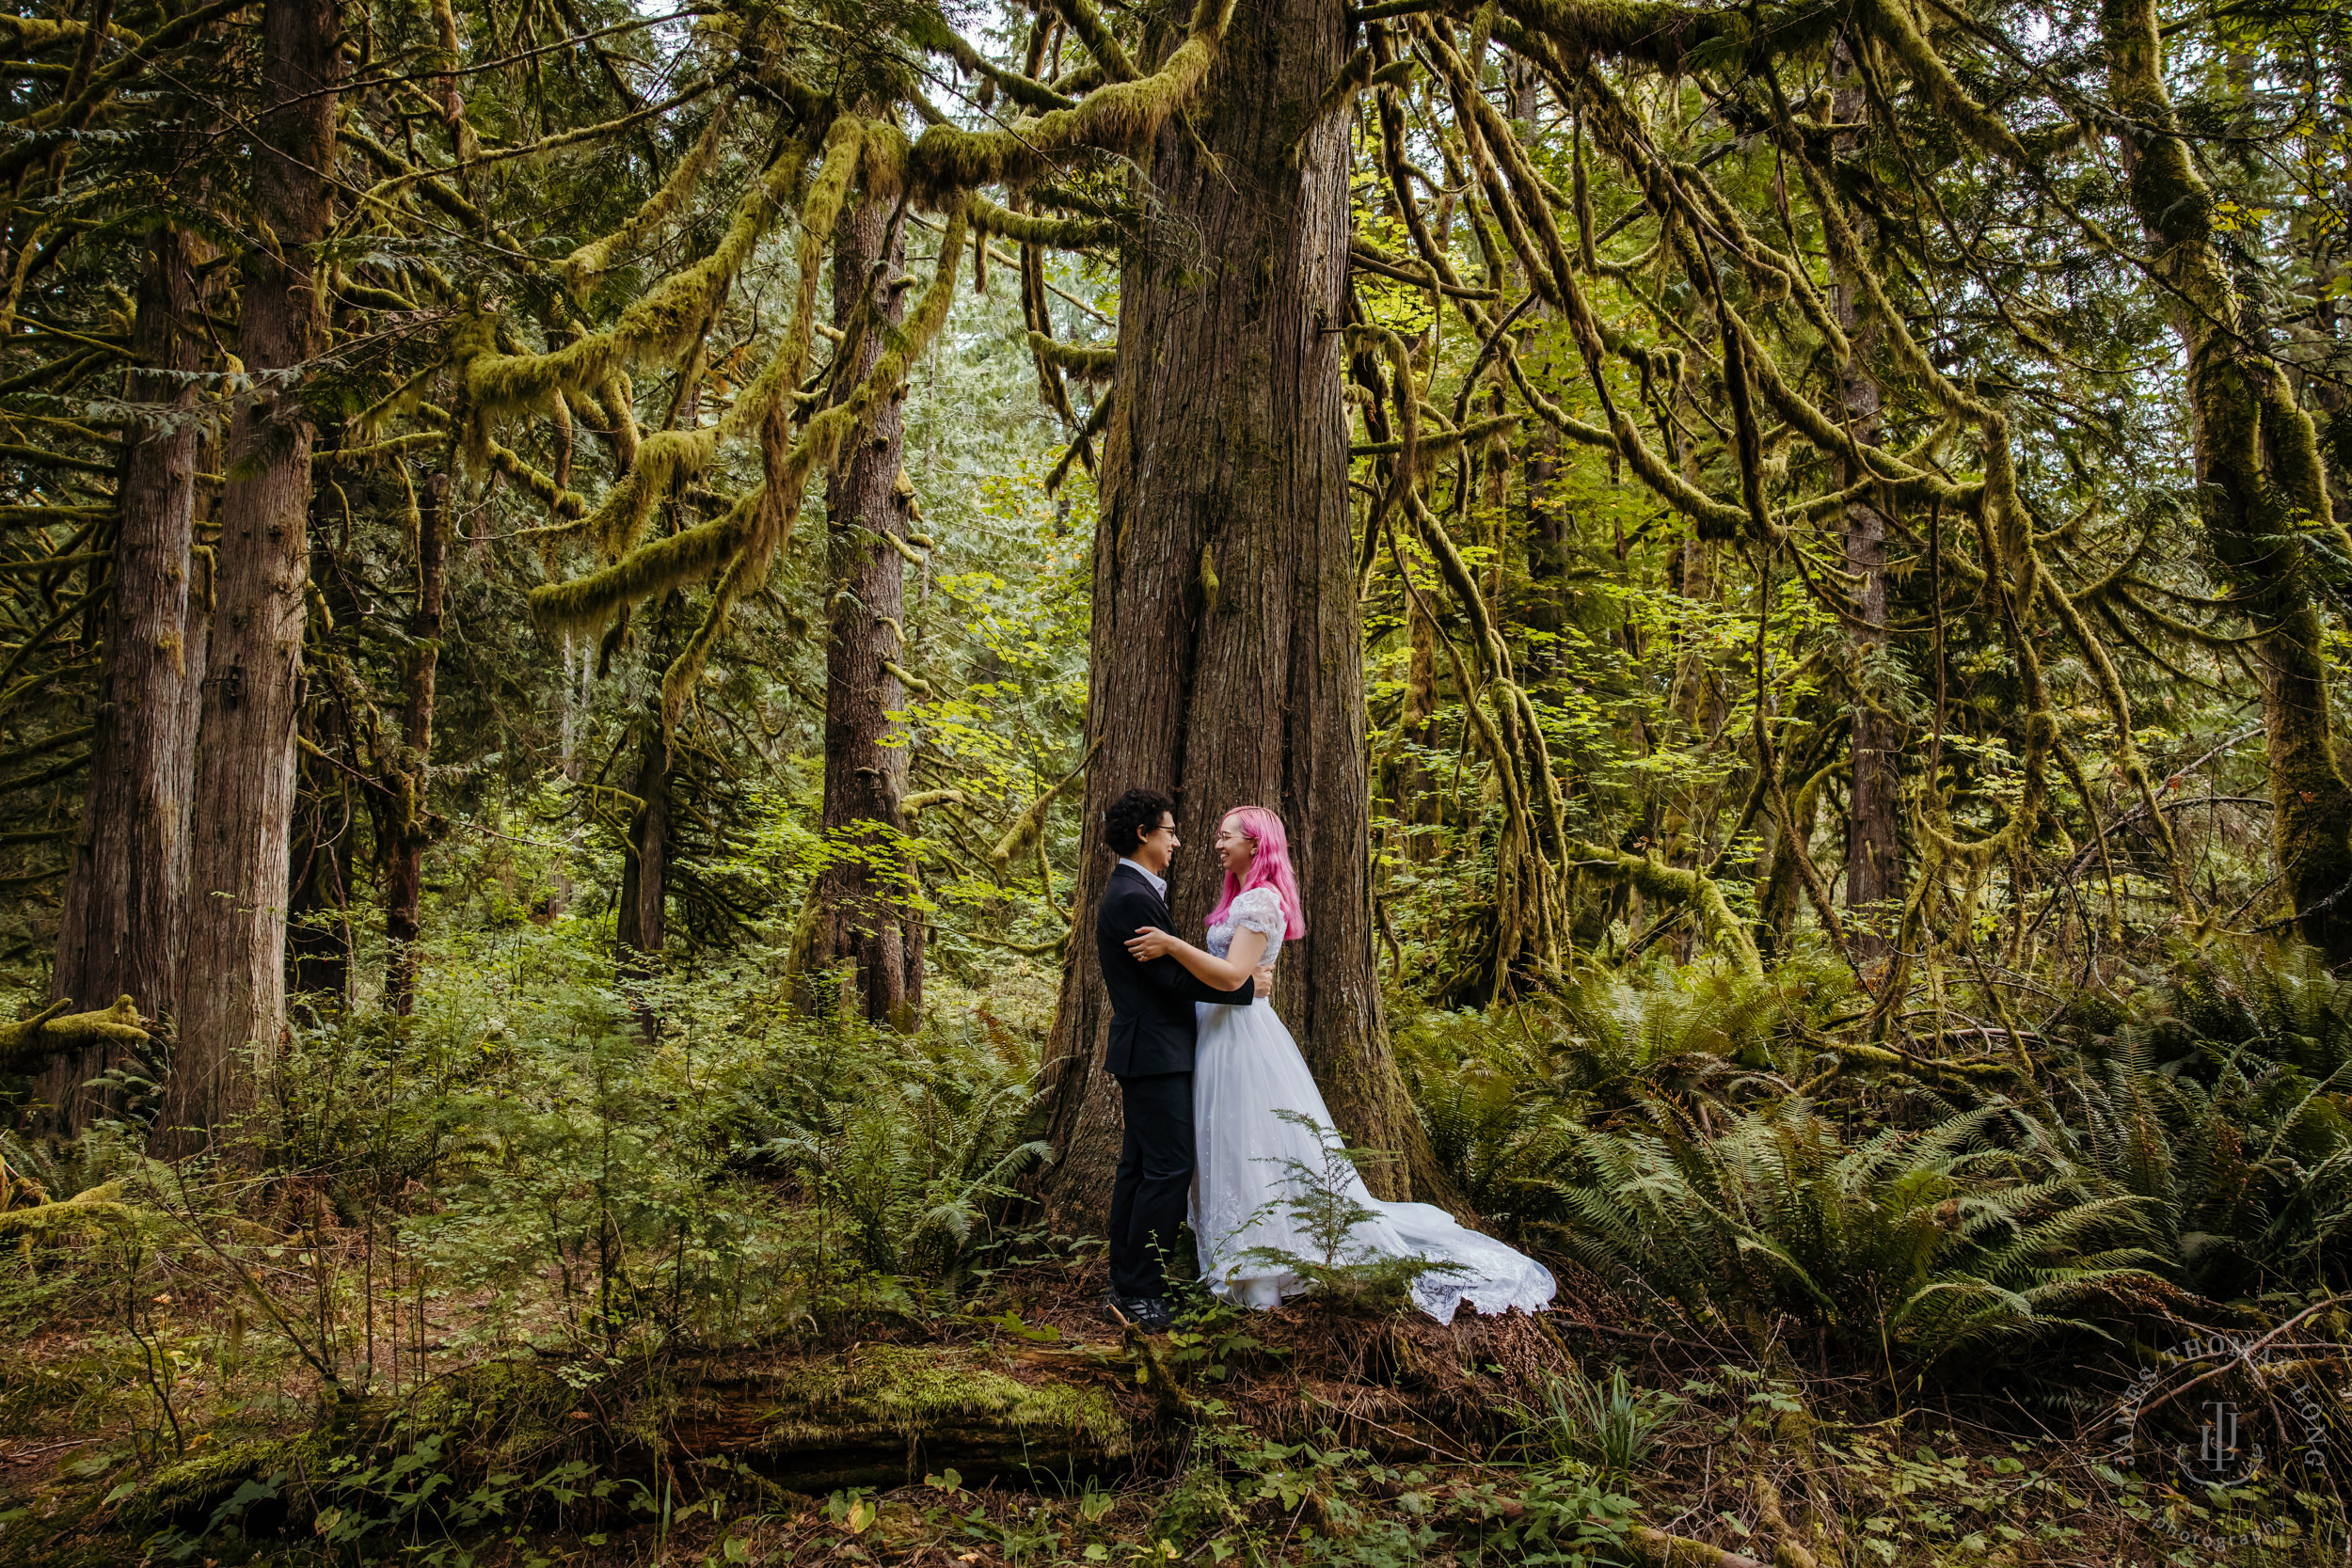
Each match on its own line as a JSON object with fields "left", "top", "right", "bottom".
{"left": 1253, "top": 966, "right": 1273, "bottom": 999}
{"left": 1125, "top": 926, "right": 1177, "bottom": 960}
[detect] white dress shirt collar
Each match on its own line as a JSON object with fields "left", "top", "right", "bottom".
{"left": 1117, "top": 857, "right": 1168, "bottom": 899}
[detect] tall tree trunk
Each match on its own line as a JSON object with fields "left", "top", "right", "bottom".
{"left": 814, "top": 193, "right": 923, "bottom": 1028}
{"left": 1831, "top": 43, "right": 1900, "bottom": 957}
{"left": 1508, "top": 60, "right": 1568, "bottom": 685}
{"left": 1037, "top": 0, "right": 1435, "bottom": 1223}
{"left": 284, "top": 737, "right": 353, "bottom": 1006}
{"left": 288, "top": 460, "right": 351, "bottom": 1006}
{"left": 1756, "top": 774, "right": 1818, "bottom": 964}
{"left": 383, "top": 471, "right": 448, "bottom": 1016}
{"left": 164, "top": 0, "right": 337, "bottom": 1155}
{"left": 43, "top": 225, "right": 210, "bottom": 1132}
{"left": 1398, "top": 597, "right": 1442, "bottom": 863}
{"left": 2106, "top": 0, "right": 2352, "bottom": 959}
{"left": 616, "top": 720, "right": 670, "bottom": 964}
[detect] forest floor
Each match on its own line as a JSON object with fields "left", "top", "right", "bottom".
{"left": 0, "top": 1226, "right": 2327, "bottom": 1568}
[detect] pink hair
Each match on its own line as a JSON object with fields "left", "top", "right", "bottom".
{"left": 1205, "top": 806, "right": 1307, "bottom": 940}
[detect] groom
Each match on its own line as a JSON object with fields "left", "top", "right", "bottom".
{"left": 1095, "top": 785, "right": 1263, "bottom": 1332}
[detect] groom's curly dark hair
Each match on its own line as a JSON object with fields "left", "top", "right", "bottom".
{"left": 1105, "top": 786, "right": 1177, "bottom": 857}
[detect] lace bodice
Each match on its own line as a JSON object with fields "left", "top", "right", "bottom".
{"left": 1205, "top": 886, "right": 1286, "bottom": 968}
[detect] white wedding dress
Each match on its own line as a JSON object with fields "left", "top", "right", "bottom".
{"left": 1188, "top": 887, "right": 1557, "bottom": 1324}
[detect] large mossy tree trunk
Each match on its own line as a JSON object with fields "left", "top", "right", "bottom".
{"left": 813, "top": 193, "right": 923, "bottom": 1027}
{"left": 1037, "top": 0, "right": 1432, "bottom": 1223}
{"left": 163, "top": 0, "right": 337, "bottom": 1155}
{"left": 44, "top": 225, "right": 211, "bottom": 1132}
{"left": 2106, "top": 0, "right": 2352, "bottom": 960}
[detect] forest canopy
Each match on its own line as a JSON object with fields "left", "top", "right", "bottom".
{"left": 2, "top": 0, "right": 2352, "bottom": 1560}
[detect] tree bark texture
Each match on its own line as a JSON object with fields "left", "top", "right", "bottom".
{"left": 1508, "top": 63, "right": 1567, "bottom": 685}
{"left": 1830, "top": 47, "right": 1900, "bottom": 954}
{"left": 383, "top": 471, "right": 448, "bottom": 1016}
{"left": 44, "top": 225, "right": 211, "bottom": 1132}
{"left": 2106, "top": 0, "right": 2352, "bottom": 959}
{"left": 284, "top": 735, "right": 353, "bottom": 1005}
{"left": 617, "top": 719, "right": 671, "bottom": 963}
{"left": 815, "top": 195, "right": 923, "bottom": 1027}
{"left": 1756, "top": 772, "right": 1818, "bottom": 964}
{"left": 164, "top": 0, "right": 336, "bottom": 1154}
{"left": 287, "top": 466, "right": 352, "bottom": 1005}
{"left": 1037, "top": 0, "right": 1427, "bottom": 1223}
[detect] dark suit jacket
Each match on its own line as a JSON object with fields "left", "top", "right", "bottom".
{"left": 1096, "top": 862, "right": 1254, "bottom": 1077}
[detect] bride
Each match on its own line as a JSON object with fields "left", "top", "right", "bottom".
{"left": 1125, "top": 807, "right": 1556, "bottom": 1324}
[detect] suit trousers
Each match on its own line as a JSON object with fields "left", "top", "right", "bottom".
{"left": 1107, "top": 1069, "right": 1194, "bottom": 1300}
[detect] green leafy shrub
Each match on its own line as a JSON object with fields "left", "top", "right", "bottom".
{"left": 1518, "top": 1364, "right": 1679, "bottom": 1484}
{"left": 1225, "top": 1110, "right": 1467, "bottom": 1317}
{"left": 2057, "top": 950, "right": 2352, "bottom": 1304}
{"left": 1396, "top": 958, "right": 1849, "bottom": 1244}
{"left": 1538, "top": 1101, "right": 2174, "bottom": 1373}
{"left": 751, "top": 1048, "right": 1050, "bottom": 1292}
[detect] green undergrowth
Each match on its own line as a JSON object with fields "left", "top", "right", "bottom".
{"left": 4, "top": 1331, "right": 2344, "bottom": 1565}
{"left": 4, "top": 935, "right": 2352, "bottom": 1562}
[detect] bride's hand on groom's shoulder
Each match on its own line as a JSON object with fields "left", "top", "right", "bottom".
{"left": 1126, "top": 926, "right": 1177, "bottom": 960}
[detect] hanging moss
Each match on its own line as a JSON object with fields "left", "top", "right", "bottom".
{"left": 464, "top": 117, "right": 843, "bottom": 439}
{"left": 1854, "top": 0, "right": 2028, "bottom": 165}
{"left": 562, "top": 91, "right": 738, "bottom": 294}
{"left": 1573, "top": 840, "right": 1766, "bottom": 981}
{"left": 550, "top": 122, "right": 865, "bottom": 562}
{"left": 861, "top": 119, "right": 914, "bottom": 203}
{"left": 0, "top": 14, "right": 129, "bottom": 56}
{"left": 1494, "top": 0, "right": 1835, "bottom": 75}
{"left": 902, "top": 8, "right": 1079, "bottom": 113}
{"left": 1046, "top": 384, "right": 1114, "bottom": 492}
{"left": 527, "top": 502, "right": 755, "bottom": 632}
{"left": 1050, "top": 0, "right": 1141, "bottom": 82}
{"left": 485, "top": 439, "right": 584, "bottom": 518}
{"left": 658, "top": 204, "right": 974, "bottom": 733}
{"left": 904, "top": 0, "right": 1237, "bottom": 204}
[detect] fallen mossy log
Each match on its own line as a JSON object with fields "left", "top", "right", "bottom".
{"left": 127, "top": 1335, "right": 1785, "bottom": 1568}
{"left": 0, "top": 1179, "right": 147, "bottom": 1238}
{"left": 136, "top": 1342, "right": 1136, "bottom": 1531}
{"left": 678, "top": 1342, "right": 1134, "bottom": 1491}
{"left": 0, "top": 994, "right": 149, "bottom": 1073}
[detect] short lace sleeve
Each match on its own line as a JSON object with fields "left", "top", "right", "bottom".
{"left": 1230, "top": 886, "right": 1287, "bottom": 940}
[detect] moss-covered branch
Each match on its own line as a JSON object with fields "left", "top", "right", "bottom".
{"left": 562, "top": 90, "right": 738, "bottom": 293}
{"left": 0, "top": 995, "right": 147, "bottom": 1073}
{"left": 902, "top": 0, "right": 1238, "bottom": 201}
{"left": 973, "top": 196, "right": 1121, "bottom": 249}
{"left": 657, "top": 202, "right": 974, "bottom": 731}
